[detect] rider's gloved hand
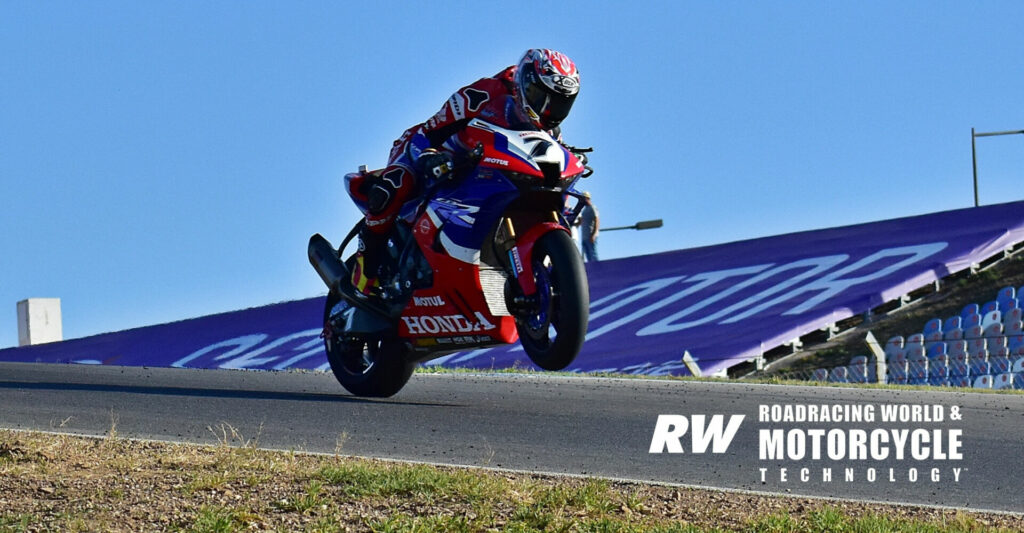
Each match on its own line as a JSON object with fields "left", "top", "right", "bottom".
{"left": 417, "top": 149, "right": 455, "bottom": 180}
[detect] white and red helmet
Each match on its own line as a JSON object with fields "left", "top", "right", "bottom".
{"left": 514, "top": 49, "right": 580, "bottom": 130}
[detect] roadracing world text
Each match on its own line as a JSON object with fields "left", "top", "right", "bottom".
{"left": 650, "top": 403, "right": 965, "bottom": 485}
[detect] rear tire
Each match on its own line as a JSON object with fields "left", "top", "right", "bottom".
{"left": 322, "top": 291, "right": 415, "bottom": 397}
{"left": 516, "top": 230, "right": 589, "bottom": 370}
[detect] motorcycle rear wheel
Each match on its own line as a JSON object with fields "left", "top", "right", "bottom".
{"left": 322, "top": 291, "right": 415, "bottom": 397}
{"left": 516, "top": 230, "right": 589, "bottom": 370}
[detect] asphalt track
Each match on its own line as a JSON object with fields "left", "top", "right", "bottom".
{"left": 1, "top": 362, "right": 1022, "bottom": 514}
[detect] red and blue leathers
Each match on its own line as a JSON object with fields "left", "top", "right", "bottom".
{"left": 347, "top": 66, "right": 532, "bottom": 238}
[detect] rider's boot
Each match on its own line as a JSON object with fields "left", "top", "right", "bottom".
{"left": 350, "top": 228, "right": 386, "bottom": 299}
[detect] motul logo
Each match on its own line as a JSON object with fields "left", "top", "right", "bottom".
{"left": 402, "top": 312, "right": 497, "bottom": 335}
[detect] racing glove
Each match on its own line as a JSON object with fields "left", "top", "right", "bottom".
{"left": 417, "top": 148, "right": 455, "bottom": 180}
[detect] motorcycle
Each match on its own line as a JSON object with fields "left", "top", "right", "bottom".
{"left": 308, "top": 118, "right": 593, "bottom": 397}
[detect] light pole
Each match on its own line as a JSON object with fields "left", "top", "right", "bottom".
{"left": 601, "top": 219, "right": 664, "bottom": 232}
{"left": 971, "top": 128, "right": 1024, "bottom": 207}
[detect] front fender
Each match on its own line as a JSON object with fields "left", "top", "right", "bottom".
{"left": 514, "top": 222, "right": 571, "bottom": 295}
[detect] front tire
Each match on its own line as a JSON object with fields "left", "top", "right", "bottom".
{"left": 516, "top": 230, "right": 589, "bottom": 370}
{"left": 322, "top": 292, "right": 415, "bottom": 397}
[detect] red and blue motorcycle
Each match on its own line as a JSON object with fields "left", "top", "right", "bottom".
{"left": 308, "top": 119, "right": 593, "bottom": 397}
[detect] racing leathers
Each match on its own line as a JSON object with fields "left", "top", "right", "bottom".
{"left": 347, "top": 66, "right": 558, "bottom": 296}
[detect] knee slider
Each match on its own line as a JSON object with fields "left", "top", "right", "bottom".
{"left": 366, "top": 184, "right": 392, "bottom": 215}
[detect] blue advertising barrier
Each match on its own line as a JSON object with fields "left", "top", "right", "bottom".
{"left": 3, "top": 200, "right": 1024, "bottom": 376}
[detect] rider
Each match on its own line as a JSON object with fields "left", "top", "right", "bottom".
{"left": 346, "top": 49, "right": 582, "bottom": 298}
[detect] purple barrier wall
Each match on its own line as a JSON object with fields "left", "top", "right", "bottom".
{"left": 3, "top": 200, "right": 1024, "bottom": 376}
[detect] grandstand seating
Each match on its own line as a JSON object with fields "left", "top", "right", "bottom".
{"left": 812, "top": 285, "right": 1024, "bottom": 389}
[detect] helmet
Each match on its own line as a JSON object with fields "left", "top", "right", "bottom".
{"left": 514, "top": 49, "right": 580, "bottom": 130}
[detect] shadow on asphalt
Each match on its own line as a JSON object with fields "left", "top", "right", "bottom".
{"left": 0, "top": 380, "right": 458, "bottom": 407}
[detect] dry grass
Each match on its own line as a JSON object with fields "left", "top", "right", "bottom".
{"left": 1, "top": 430, "right": 1022, "bottom": 532}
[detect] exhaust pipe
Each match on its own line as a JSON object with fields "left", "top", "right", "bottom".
{"left": 308, "top": 233, "right": 347, "bottom": 291}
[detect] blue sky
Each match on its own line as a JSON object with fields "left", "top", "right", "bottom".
{"left": 2, "top": 2, "right": 1022, "bottom": 348}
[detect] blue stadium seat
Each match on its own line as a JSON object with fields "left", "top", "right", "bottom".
{"left": 828, "top": 366, "right": 849, "bottom": 383}
{"left": 1006, "top": 320, "right": 1024, "bottom": 336}
{"left": 943, "top": 327, "right": 964, "bottom": 341}
{"left": 992, "top": 373, "right": 1014, "bottom": 390}
{"left": 907, "top": 361, "right": 928, "bottom": 385}
{"left": 847, "top": 364, "right": 868, "bottom": 384}
{"left": 989, "top": 356, "right": 1011, "bottom": 375}
{"left": 964, "top": 325, "right": 984, "bottom": 340}
{"left": 906, "top": 344, "right": 927, "bottom": 363}
{"left": 947, "top": 340, "right": 968, "bottom": 363}
{"left": 884, "top": 336, "right": 905, "bottom": 361}
{"left": 999, "top": 298, "right": 1019, "bottom": 314}
{"left": 927, "top": 360, "right": 948, "bottom": 386}
{"left": 1004, "top": 308, "right": 1023, "bottom": 326}
{"left": 981, "top": 300, "right": 1000, "bottom": 314}
{"left": 966, "top": 338, "right": 988, "bottom": 360}
{"left": 811, "top": 368, "right": 828, "bottom": 381}
{"left": 948, "top": 375, "right": 971, "bottom": 388}
{"left": 961, "top": 303, "right": 980, "bottom": 319}
{"left": 1014, "top": 372, "right": 1024, "bottom": 390}
{"left": 972, "top": 375, "right": 993, "bottom": 389}
{"left": 989, "top": 338, "right": 1009, "bottom": 359}
{"left": 926, "top": 342, "right": 947, "bottom": 359}
{"left": 997, "top": 286, "right": 1017, "bottom": 304}
{"left": 963, "top": 313, "right": 983, "bottom": 330}
{"left": 943, "top": 316, "right": 962, "bottom": 332}
{"left": 948, "top": 361, "right": 969, "bottom": 378}
{"left": 969, "top": 358, "right": 990, "bottom": 377}
{"left": 849, "top": 355, "right": 869, "bottom": 366}
{"left": 1012, "top": 356, "right": 1024, "bottom": 374}
{"left": 887, "top": 361, "right": 908, "bottom": 384}
{"left": 981, "top": 311, "right": 1003, "bottom": 330}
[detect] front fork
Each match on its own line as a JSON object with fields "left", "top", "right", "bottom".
{"left": 500, "top": 214, "right": 568, "bottom": 305}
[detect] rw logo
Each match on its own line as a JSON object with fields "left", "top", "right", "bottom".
{"left": 649, "top": 414, "right": 746, "bottom": 454}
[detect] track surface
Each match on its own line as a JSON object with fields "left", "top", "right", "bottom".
{"left": 1, "top": 362, "right": 1022, "bottom": 513}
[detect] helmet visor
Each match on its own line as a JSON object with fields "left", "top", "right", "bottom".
{"left": 524, "top": 81, "right": 577, "bottom": 128}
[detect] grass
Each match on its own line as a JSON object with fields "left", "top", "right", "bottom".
{"left": 1, "top": 430, "right": 1021, "bottom": 532}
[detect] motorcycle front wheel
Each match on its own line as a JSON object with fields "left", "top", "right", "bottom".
{"left": 516, "top": 230, "right": 589, "bottom": 370}
{"left": 322, "top": 291, "right": 415, "bottom": 397}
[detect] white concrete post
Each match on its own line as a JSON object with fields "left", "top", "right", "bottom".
{"left": 17, "top": 298, "right": 63, "bottom": 346}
